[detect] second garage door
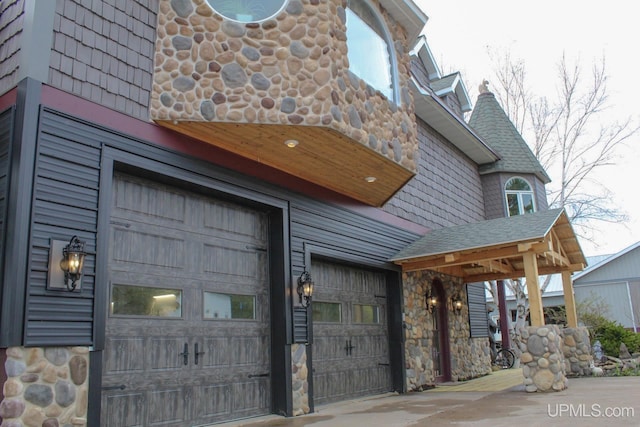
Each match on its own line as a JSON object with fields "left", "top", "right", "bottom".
{"left": 311, "top": 259, "right": 392, "bottom": 406}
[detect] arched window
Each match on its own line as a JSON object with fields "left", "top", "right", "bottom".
{"left": 505, "top": 177, "right": 536, "bottom": 216}
{"left": 346, "top": 0, "right": 398, "bottom": 102}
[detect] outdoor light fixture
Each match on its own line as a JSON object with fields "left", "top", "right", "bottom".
{"left": 297, "top": 271, "right": 314, "bottom": 308}
{"left": 59, "top": 235, "right": 86, "bottom": 291}
{"left": 451, "top": 294, "right": 464, "bottom": 311}
{"left": 425, "top": 291, "right": 437, "bottom": 311}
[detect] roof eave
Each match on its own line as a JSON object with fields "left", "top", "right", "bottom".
{"left": 409, "top": 77, "right": 500, "bottom": 165}
{"left": 381, "top": 0, "right": 428, "bottom": 44}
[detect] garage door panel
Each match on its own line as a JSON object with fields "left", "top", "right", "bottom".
{"left": 103, "top": 337, "right": 145, "bottom": 373}
{"left": 103, "top": 392, "right": 145, "bottom": 427}
{"left": 114, "top": 177, "right": 187, "bottom": 224}
{"left": 312, "top": 260, "right": 391, "bottom": 406}
{"left": 148, "top": 388, "right": 187, "bottom": 425}
{"left": 103, "top": 173, "right": 271, "bottom": 425}
{"left": 192, "top": 384, "right": 230, "bottom": 418}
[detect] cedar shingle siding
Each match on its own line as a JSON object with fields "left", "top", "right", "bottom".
{"left": 0, "top": 0, "right": 24, "bottom": 93}
{"left": 50, "top": 0, "right": 157, "bottom": 119}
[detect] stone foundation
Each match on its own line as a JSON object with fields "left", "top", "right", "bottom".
{"left": 291, "top": 344, "right": 309, "bottom": 416}
{"left": 562, "top": 327, "right": 593, "bottom": 376}
{"left": 0, "top": 346, "right": 89, "bottom": 426}
{"left": 519, "top": 325, "right": 567, "bottom": 392}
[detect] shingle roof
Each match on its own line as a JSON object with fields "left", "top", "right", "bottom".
{"left": 390, "top": 208, "right": 565, "bottom": 261}
{"left": 469, "top": 91, "right": 551, "bottom": 183}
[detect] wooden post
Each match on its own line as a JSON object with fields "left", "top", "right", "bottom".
{"left": 523, "top": 252, "right": 545, "bottom": 326}
{"left": 562, "top": 270, "right": 578, "bottom": 327}
{"left": 496, "top": 280, "right": 510, "bottom": 349}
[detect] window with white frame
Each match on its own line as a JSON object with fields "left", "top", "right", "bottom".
{"left": 346, "top": 0, "right": 396, "bottom": 101}
{"left": 505, "top": 177, "right": 536, "bottom": 216}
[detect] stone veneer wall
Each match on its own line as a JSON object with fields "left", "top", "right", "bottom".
{"left": 562, "top": 327, "right": 593, "bottom": 377}
{"left": 291, "top": 344, "right": 309, "bottom": 415}
{"left": 0, "top": 347, "right": 89, "bottom": 426}
{"left": 519, "top": 325, "right": 568, "bottom": 392}
{"left": 403, "top": 270, "right": 491, "bottom": 391}
{"left": 151, "top": 0, "right": 418, "bottom": 171}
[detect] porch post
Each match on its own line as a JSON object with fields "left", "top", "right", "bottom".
{"left": 523, "top": 252, "right": 544, "bottom": 326}
{"left": 561, "top": 271, "right": 578, "bottom": 327}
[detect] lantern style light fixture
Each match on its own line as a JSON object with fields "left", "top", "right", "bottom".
{"left": 450, "top": 293, "right": 464, "bottom": 311}
{"left": 297, "top": 271, "right": 314, "bottom": 308}
{"left": 425, "top": 291, "right": 437, "bottom": 312}
{"left": 60, "top": 236, "right": 86, "bottom": 291}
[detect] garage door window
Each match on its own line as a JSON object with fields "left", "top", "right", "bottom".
{"left": 312, "top": 302, "right": 342, "bottom": 323}
{"left": 353, "top": 304, "right": 379, "bottom": 324}
{"left": 204, "top": 292, "right": 256, "bottom": 320}
{"left": 110, "top": 285, "right": 182, "bottom": 318}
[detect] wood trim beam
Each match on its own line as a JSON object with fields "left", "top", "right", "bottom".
{"left": 398, "top": 244, "right": 532, "bottom": 272}
{"left": 463, "top": 263, "right": 584, "bottom": 283}
{"left": 524, "top": 252, "right": 544, "bottom": 326}
{"left": 562, "top": 270, "right": 578, "bottom": 328}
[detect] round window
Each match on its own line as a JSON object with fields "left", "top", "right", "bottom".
{"left": 206, "top": 0, "right": 289, "bottom": 23}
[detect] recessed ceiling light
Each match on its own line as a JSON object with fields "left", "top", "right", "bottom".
{"left": 284, "top": 139, "right": 299, "bottom": 148}
{"left": 365, "top": 176, "right": 377, "bottom": 183}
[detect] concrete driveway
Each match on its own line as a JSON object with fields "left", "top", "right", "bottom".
{"left": 219, "top": 371, "right": 639, "bottom": 427}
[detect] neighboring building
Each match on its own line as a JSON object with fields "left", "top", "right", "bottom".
{"left": 0, "top": 1, "right": 585, "bottom": 425}
{"left": 574, "top": 243, "right": 640, "bottom": 332}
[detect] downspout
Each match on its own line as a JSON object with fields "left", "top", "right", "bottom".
{"left": 625, "top": 281, "right": 637, "bottom": 333}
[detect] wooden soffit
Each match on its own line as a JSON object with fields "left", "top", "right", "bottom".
{"left": 389, "top": 208, "right": 586, "bottom": 281}
{"left": 156, "top": 120, "right": 414, "bottom": 207}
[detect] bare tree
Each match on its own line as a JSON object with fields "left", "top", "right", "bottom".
{"left": 484, "top": 51, "right": 639, "bottom": 344}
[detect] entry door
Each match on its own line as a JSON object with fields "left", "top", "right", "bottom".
{"left": 312, "top": 260, "right": 391, "bottom": 406}
{"left": 101, "top": 173, "right": 271, "bottom": 426}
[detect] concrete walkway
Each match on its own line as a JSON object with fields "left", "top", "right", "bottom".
{"left": 218, "top": 372, "right": 640, "bottom": 427}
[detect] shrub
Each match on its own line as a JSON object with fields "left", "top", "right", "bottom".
{"left": 594, "top": 320, "right": 640, "bottom": 357}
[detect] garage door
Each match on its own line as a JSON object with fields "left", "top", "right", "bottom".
{"left": 101, "top": 173, "right": 271, "bottom": 426}
{"left": 311, "top": 260, "right": 391, "bottom": 405}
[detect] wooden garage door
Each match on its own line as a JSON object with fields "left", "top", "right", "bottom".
{"left": 311, "top": 260, "right": 391, "bottom": 406}
{"left": 101, "top": 173, "right": 271, "bottom": 426}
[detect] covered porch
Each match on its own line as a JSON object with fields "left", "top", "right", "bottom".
{"left": 390, "top": 208, "right": 590, "bottom": 392}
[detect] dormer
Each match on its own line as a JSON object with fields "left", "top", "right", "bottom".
{"left": 150, "top": 0, "right": 427, "bottom": 206}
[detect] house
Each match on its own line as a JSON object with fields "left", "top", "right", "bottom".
{"left": 574, "top": 242, "right": 640, "bottom": 332}
{"left": 0, "top": 1, "right": 585, "bottom": 425}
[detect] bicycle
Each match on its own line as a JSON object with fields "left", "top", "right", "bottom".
{"left": 494, "top": 346, "right": 516, "bottom": 369}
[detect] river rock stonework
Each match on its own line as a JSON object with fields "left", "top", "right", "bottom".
{"left": 0, "top": 347, "right": 89, "bottom": 426}
{"left": 519, "top": 325, "right": 568, "bottom": 392}
{"left": 403, "top": 270, "right": 491, "bottom": 391}
{"left": 291, "top": 344, "right": 309, "bottom": 415}
{"left": 151, "top": 0, "right": 418, "bottom": 172}
{"left": 561, "top": 327, "right": 593, "bottom": 376}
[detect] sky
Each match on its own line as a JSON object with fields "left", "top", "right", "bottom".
{"left": 413, "top": 0, "right": 640, "bottom": 257}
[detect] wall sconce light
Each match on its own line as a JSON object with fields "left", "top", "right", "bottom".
{"left": 425, "top": 291, "right": 437, "bottom": 311}
{"left": 60, "top": 236, "right": 86, "bottom": 291}
{"left": 297, "top": 271, "right": 314, "bottom": 308}
{"left": 450, "top": 293, "right": 464, "bottom": 311}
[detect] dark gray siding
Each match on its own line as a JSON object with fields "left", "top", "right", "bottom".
{"left": 384, "top": 118, "right": 486, "bottom": 230}
{"left": 466, "top": 282, "right": 488, "bottom": 338}
{"left": 480, "top": 173, "right": 503, "bottom": 219}
{"left": 27, "top": 107, "right": 419, "bottom": 346}
{"left": 26, "top": 109, "right": 101, "bottom": 346}
{"left": 0, "top": 107, "right": 13, "bottom": 291}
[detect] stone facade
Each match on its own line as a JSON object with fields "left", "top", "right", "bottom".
{"left": 519, "top": 325, "right": 568, "bottom": 392}
{"left": 291, "top": 344, "right": 309, "bottom": 416}
{"left": 403, "top": 270, "right": 491, "bottom": 391}
{"left": 561, "top": 327, "right": 593, "bottom": 377}
{"left": 0, "top": 347, "right": 89, "bottom": 426}
{"left": 151, "top": 0, "right": 418, "bottom": 172}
